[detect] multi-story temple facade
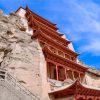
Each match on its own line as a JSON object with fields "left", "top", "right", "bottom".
{"left": 15, "top": 7, "right": 100, "bottom": 100}
{"left": 0, "top": 7, "right": 99, "bottom": 100}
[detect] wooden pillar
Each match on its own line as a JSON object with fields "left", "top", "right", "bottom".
{"left": 57, "top": 49, "right": 58, "bottom": 55}
{"left": 56, "top": 65, "right": 59, "bottom": 80}
{"left": 94, "top": 96, "right": 95, "bottom": 100}
{"left": 79, "top": 73, "right": 81, "bottom": 82}
{"left": 72, "top": 71, "right": 75, "bottom": 80}
{"left": 64, "top": 68, "right": 67, "bottom": 79}
{"left": 85, "top": 95, "right": 87, "bottom": 100}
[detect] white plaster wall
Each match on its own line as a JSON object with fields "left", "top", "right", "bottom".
{"left": 68, "top": 43, "right": 75, "bottom": 52}
{"left": 61, "top": 34, "right": 66, "bottom": 40}
{"left": 85, "top": 72, "right": 100, "bottom": 87}
{"left": 58, "top": 32, "right": 75, "bottom": 52}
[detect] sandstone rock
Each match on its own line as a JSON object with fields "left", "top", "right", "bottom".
{"left": 0, "top": 52, "right": 4, "bottom": 63}
{"left": 0, "top": 9, "right": 42, "bottom": 99}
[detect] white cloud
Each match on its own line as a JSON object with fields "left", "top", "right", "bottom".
{"left": 61, "top": 0, "right": 100, "bottom": 56}
{"left": 80, "top": 39, "right": 100, "bottom": 56}
{"left": 40, "top": 0, "right": 100, "bottom": 56}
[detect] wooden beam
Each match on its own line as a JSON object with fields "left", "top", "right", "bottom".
{"left": 72, "top": 71, "right": 75, "bottom": 80}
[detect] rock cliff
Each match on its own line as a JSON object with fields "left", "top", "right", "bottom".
{"left": 0, "top": 10, "right": 45, "bottom": 99}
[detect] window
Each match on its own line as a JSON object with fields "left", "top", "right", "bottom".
{"left": 50, "top": 47, "right": 57, "bottom": 54}
{"left": 58, "top": 50, "right": 64, "bottom": 57}
{"left": 47, "top": 62, "right": 57, "bottom": 80}
{"left": 71, "top": 56, "right": 76, "bottom": 62}
{"left": 74, "top": 71, "right": 79, "bottom": 79}
{"left": 67, "top": 70, "right": 74, "bottom": 80}
{"left": 65, "top": 54, "right": 70, "bottom": 59}
{"left": 58, "top": 66, "right": 66, "bottom": 81}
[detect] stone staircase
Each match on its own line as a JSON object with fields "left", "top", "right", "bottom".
{"left": 0, "top": 70, "right": 40, "bottom": 100}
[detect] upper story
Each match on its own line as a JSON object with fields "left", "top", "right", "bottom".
{"left": 24, "top": 7, "right": 79, "bottom": 60}
{"left": 16, "top": 7, "right": 88, "bottom": 82}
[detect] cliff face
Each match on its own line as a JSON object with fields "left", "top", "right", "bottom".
{"left": 0, "top": 80, "right": 26, "bottom": 100}
{"left": 0, "top": 8, "right": 50, "bottom": 100}
{"left": 0, "top": 10, "right": 43, "bottom": 98}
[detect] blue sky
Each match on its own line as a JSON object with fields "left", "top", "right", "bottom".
{"left": 0, "top": 0, "right": 100, "bottom": 69}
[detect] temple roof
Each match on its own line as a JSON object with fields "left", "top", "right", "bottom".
{"left": 16, "top": 6, "right": 58, "bottom": 29}
{"left": 43, "top": 46, "right": 87, "bottom": 72}
{"left": 49, "top": 80, "right": 76, "bottom": 94}
{"left": 16, "top": 7, "right": 81, "bottom": 57}
{"left": 49, "top": 80, "right": 100, "bottom": 97}
{"left": 25, "top": 7, "right": 59, "bottom": 31}
{"left": 39, "top": 30, "right": 79, "bottom": 56}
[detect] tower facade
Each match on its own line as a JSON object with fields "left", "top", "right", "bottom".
{"left": 11, "top": 7, "right": 100, "bottom": 100}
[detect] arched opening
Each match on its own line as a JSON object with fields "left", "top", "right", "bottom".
{"left": 74, "top": 71, "right": 79, "bottom": 80}
{"left": 47, "top": 62, "right": 57, "bottom": 80}
{"left": 49, "top": 46, "right": 57, "bottom": 54}
{"left": 58, "top": 50, "right": 64, "bottom": 57}
{"left": 65, "top": 54, "right": 70, "bottom": 60}
{"left": 80, "top": 73, "right": 85, "bottom": 82}
{"left": 58, "top": 66, "right": 65, "bottom": 81}
{"left": 67, "top": 70, "right": 74, "bottom": 81}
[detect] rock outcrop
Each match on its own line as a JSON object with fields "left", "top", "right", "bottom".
{"left": 0, "top": 10, "right": 45, "bottom": 99}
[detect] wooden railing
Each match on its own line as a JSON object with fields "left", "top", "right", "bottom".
{"left": 0, "top": 70, "right": 40, "bottom": 100}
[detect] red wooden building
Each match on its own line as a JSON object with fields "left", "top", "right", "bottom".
{"left": 16, "top": 7, "right": 100, "bottom": 100}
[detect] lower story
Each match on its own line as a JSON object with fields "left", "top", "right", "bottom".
{"left": 49, "top": 80, "right": 100, "bottom": 100}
